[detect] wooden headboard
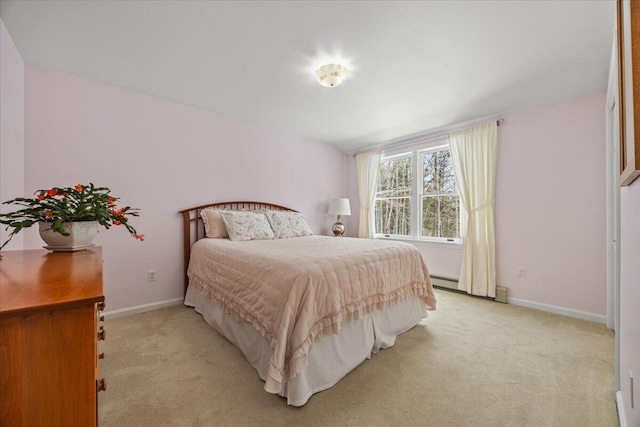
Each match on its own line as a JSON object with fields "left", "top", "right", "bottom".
{"left": 178, "top": 201, "right": 298, "bottom": 295}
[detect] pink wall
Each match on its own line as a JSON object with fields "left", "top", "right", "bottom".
{"left": 495, "top": 92, "right": 606, "bottom": 315}
{"left": 23, "top": 64, "right": 347, "bottom": 311}
{"left": 619, "top": 182, "right": 640, "bottom": 425}
{"left": 347, "top": 92, "right": 606, "bottom": 316}
{"left": 0, "top": 19, "right": 24, "bottom": 250}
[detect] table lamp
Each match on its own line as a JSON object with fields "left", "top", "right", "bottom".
{"left": 328, "top": 198, "right": 351, "bottom": 236}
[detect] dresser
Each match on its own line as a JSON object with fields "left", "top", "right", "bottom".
{"left": 0, "top": 247, "right": 106, "bottom": 427}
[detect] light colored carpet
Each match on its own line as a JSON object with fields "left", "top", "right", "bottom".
{"left": 99, "top": 290, "right": 617, "bottom": 426}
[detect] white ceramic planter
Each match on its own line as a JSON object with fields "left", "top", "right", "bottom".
{"left": 39, "top": 221, "right": 99, "bottom": 251}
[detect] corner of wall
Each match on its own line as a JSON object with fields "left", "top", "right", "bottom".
{"left": 0, "top": 18, "right": 26, "bottom": 250}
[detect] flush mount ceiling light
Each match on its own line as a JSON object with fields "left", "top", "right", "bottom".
{"left": 315, "top": 64, "right": 348, "bottom": 88}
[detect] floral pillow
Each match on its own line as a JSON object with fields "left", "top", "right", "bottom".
{"left": 200, "top": 208, "right": 229, "bottom": 239}
{"left": 219, "top": 210, "right": 275, "bottom": 241}
{"left": 264, "top": 211, "right": 313, "bottom": 239}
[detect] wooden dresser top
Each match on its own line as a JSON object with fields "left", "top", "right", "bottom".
{"left": 0, "top": 247, "right": 104, "bottom": 317}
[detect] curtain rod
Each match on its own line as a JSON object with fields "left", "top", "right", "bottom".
{"left": 352, "top": 117, "right": 505, "bottom": 157}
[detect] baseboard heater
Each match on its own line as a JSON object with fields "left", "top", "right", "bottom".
{"left": 430, "top": 275, "right": 459, "bottom": 290}
{"left": 430, "top": 276, "right": 508, "bottom": 303}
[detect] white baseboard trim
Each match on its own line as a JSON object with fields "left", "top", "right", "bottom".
{"left": 103, "top": 298, "right": 184, "bottom": 319}
{"left": 617, "top": 390, "right": 627, "bottom": 427}
{"left": 507, "top": 297, "right": 607, "bottom": 324}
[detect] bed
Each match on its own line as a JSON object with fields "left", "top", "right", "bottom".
{"left": 180, "top": 201, "right": 436, "bottom": 406}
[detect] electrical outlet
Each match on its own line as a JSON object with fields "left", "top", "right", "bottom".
{"left": 517, "top": 266, "right": 526, "bottom": 278}
{"left": 148, "top": 270, "right": 157, "bottom": 282}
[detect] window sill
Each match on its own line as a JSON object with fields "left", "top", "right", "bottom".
{"left": 375, "top": 236, "right": 463, "bottom": 249}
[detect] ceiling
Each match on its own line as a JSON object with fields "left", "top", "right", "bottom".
{"left": 0, "top": 1, "right": 614, "bottom": 153}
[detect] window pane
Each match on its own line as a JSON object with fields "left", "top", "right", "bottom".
{"left": 422, "top": 195, "right": 459, "bottom": 238}
{"left": 423, "top": 150, "right": 456, "bottom": 193}
{"left": 377, "top": 156, "right": 412, "bottom": 197}
{"left": 375, "top": 198, "right": 411, "bottom": 236}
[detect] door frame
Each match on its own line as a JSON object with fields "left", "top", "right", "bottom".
{"left": 606, "top": 34, "right": 621, "bottom": 391}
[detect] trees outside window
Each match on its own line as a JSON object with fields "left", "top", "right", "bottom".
{"left": 375, "top": 144, "right": 460, "bottom": 242}
{"left": 375, "top": 156, "right": 412, "bottom": 236}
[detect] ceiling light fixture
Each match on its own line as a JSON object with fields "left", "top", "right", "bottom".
{"left": 315, "top": 64, "right": 348, "bottom": 88}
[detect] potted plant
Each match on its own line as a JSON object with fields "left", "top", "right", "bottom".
{"left": 0, "top": 183, "right": 143, "bottom": 251}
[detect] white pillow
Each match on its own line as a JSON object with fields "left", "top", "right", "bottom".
{"left": 200, "top": 208, "right": 229, "bottom": 238}
{"left": 265, "top": 211, "right": 313, "bottom": 239}
{"left": 219, "top": 210, "right": 275, "bottom": 241}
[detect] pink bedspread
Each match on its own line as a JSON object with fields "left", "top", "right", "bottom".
{"left": 187, "top": 235, "right": 436, "bottom": 393}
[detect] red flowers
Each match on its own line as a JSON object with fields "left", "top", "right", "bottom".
{"left": 43, "top": 189, "right": 66, "bottom": 197}
{"left": 113, "top": 220, "right": 122, "bottom": 225}
{"left": 108, "top": 196, "right": 117, "bottom": 207}
{"left": 75, "top": 184, "right": 83, "bottom": 192}
{"left": 44, "top": 210, "right": 53, "bottom": 219}
{"left": 134, "top": 234, "right": 145, "bottom": 241}
{"left": 111, "top": 207, "right": 125, "bottom": 216}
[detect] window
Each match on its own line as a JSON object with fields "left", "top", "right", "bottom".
{"left": 375, "top": 155, "right": 412, "bottom": 236}
{"left": 374, "top": 143, "right": 461, "bottom": 243}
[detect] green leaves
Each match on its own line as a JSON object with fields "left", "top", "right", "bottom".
{"left": 0, "top": 183, "right": 143, "bottom": 249}
{"left": 0, "top": 220, "right": 35, "bottom": 250}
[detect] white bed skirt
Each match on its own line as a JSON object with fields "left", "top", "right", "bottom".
{"left": 185, "top": 283, "right": 428, "bottom": 406}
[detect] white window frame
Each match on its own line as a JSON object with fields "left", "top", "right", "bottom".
{"left": 374, "top": 140, "right": 462, "bottom": 245}
{"left": 374, "top": 151, "right": 414, "bottom": 239}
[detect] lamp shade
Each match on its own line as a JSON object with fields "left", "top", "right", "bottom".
{"left": 328, "top": 198, "right": 351, "bottom": 216}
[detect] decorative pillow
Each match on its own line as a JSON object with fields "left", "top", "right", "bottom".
{"left": 265, "top": 211, "right": 313, "bottom": 239}
{"left": 200, "top": 208, "right": 229, "bottom": 238}
{"left": 219, "top": 210, "right": 275, "bottom": 241}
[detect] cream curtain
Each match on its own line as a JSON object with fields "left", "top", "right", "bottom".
{"left": 357, "top": 150, "right": 382, "bottom": 238}
{"left": 448, "top": 122, "right": 498, "bottom": 297}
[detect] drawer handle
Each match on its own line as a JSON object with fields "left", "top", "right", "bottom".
{"left": 97, "top": 326, "right": 106, "bottom": 341}
{"left": 97, "top": 378, "right": 107, "bottom": 392}
{"left": 99, "top": 353, "right": 105, "bottom": 359}
{"left": 97, "top": 301, "right": 105, "bottom": 311}
{"left": 100, "top": 315, "right": 105, "bottom": 322}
